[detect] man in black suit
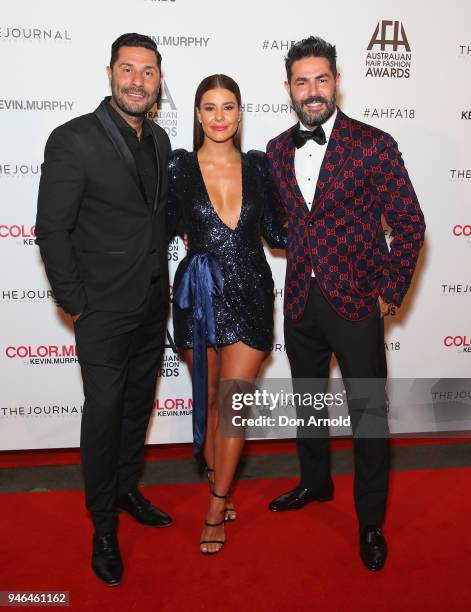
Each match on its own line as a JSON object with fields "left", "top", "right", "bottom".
{"left": 36, "top": 33, "right": 172, "bottom": 586}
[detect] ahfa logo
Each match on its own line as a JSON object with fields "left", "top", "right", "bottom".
{"left": 367, "top": 21, "right": 411, "bottom": 52}
{"left": 164, "top": 329, "right": 178, "bottom": 354}
{"left": 365, "top": 21, "right": 412, "bottom": 79}
{"left": 148, "top": 81, "right": 178, "bottom": 137}
{"left": 167, "top": 235, "right": 180, "bottom": 262}
{"left": 159, "top": 81, "right": 176, "bottom": 111}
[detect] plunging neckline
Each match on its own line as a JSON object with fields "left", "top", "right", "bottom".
{"left": 194, "top": 151, "right": 244, "bottom": 233}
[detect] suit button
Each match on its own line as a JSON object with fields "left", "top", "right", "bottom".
{"left": 151, "top": 249, "right": 156, "bottom": 254}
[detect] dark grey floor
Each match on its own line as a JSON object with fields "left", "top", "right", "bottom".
{"left": 1, "top": 442, "right": 470, "bottom": 494}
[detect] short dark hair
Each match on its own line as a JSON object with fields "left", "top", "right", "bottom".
{"left": 193, "top": 74, "right": 242, "bottom": 152}
{"left": 285, "top": 36, "right": 337, "bottom": 82}
{"left": 110, "top": 33, "right": 162, "bottom": 70}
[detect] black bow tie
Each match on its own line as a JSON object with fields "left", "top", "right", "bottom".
{"left": 292, "top": 124, "right": 327, "bottom": 148}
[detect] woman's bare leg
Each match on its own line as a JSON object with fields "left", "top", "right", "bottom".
{"left": 200, "top": 342, "right": 267, "bottom": 553}
{"left": 181, "top": 347, "right": 237, "bottom": 520}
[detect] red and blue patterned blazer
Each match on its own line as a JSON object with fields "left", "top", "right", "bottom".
{"left": 266, "top": 109, "right": 426, "bottom": 321}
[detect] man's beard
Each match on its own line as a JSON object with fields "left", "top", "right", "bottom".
{"left": 291, "top": 90, "right": 336, "bottom": 128}
{"left": 111, "top": 78, "right": 158, "bottom": 117}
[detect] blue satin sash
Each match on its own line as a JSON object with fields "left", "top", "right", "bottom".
{"left": 173, "top": 252, "right": 224, "bottom": 455}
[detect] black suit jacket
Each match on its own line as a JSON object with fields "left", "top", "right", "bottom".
{"left": 36, "top": 98, "right": 171, "bottom": 315}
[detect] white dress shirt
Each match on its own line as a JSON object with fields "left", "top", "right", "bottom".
{"left": 294, "top": 109, "right": 337, "bottom": 276}
{"left": 294, "top": 108, "right": 337, "bottom": 211}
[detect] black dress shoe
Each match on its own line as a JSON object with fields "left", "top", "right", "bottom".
{"left": 269, "top": 485, "right": 334, "bottom": 512}
{"left": 360, "top": 526, "right": 387, "bottom": 571}
{"left": 117, "top": 490, "right": 173, "bottom": 527}
{"left": 92, "top": 532, "right": 123, "bottom": 586}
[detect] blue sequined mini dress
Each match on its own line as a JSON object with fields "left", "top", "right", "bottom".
{"left": 168, "top": 149, "right": 287, "bottom": 351}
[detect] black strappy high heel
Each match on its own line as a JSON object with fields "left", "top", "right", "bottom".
{"left": 200, "top": 490, "right": 227, "bottom": 556}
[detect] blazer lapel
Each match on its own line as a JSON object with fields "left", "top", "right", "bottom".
{"left": 310, "top": 109, "right": 353, "bottom": 216}
{"left": 148, "top": 120, "right": 162, "bottom": 215}
{"left": 94, "top": 100, "right": 140, "bottom": 189}
{"left": 281, "top": 127, "right": 310, "bottom": 218}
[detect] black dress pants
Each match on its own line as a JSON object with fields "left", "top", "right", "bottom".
{"left": 284, "top": 279, "right": 389, "bottom": 528}
{"left": 74, "top": 280, "right": 166, "bottom": 534}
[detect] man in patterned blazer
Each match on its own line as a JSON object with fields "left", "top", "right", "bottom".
{"left": 266, "top": 36, "right": 425, "bottom": 571}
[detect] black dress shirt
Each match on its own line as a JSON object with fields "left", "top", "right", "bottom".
{"left": 106, "top": 100, "right": 160, "bottom": 277}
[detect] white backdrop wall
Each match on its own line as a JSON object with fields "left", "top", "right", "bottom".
{"left": 1, "top": 0, "right": 470, "bottom": 450}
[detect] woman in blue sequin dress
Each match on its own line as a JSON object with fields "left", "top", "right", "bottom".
{"left": 167, "top": 74, "right": 286, "bottom": 555}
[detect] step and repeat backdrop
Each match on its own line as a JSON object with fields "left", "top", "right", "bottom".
{"left": 1, "top": 0, "right": 470, "bottom": 449}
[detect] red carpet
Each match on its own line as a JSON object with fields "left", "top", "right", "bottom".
{"left": 1, "top": 468, "right": 470, "bottom": 611}
{"left": 1, "top": 437, "right": 469, "bottom": 468}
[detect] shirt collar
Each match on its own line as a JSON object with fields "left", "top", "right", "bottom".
{"left": 105, "top": 97, "right": 152, "bottom": 139}
{"left": 299, "top": 108, "right": 337, "bottom": 142}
